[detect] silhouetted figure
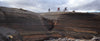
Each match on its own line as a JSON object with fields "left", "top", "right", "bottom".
{"left": 48, "top": 8, "right": 50, "bottom": 12}
{"left": 64, "top": 7, "right": 67, "bottom": 12}
{"left": 57, "top": 7, "right": 60, "bottom": 11}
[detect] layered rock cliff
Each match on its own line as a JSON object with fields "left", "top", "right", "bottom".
{"left": 41, "top": 12, "right": 100, "bottom": 39}
{"left": 0, "top": 7, "right": 47, "bottom": 32}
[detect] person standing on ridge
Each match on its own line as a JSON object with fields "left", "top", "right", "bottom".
{"left": 64, "top": 7, "right": 67, "bottom": 12}
{"left": 57, "top": 7, "right": 60, "bottom": 11}
{"left": 48, "top": 8, "right": 50, "bottom": 12}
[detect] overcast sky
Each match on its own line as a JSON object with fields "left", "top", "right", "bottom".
{"left": 0, "top": 0, "right": 100, "bottom": 12}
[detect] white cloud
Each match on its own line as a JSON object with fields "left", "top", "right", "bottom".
{"left": 0, "top": 0, "right": 43, "bottom": 12}
{"left": 76, "top": 10, "right": 98, "bottom": 12}
{"left": 68, "top": 0, "right": 94, "bottom": 7}
{"left": 59, "top": 0, "right": 95, "bottom": 8}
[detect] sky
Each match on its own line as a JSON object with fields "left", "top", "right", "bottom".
{"left": 0, "top": 0, "right": 100, "bottom": 12}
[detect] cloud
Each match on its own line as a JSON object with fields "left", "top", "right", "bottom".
{"left": 68, "top": 0, "right": 94, "bottom": 7}
{"left": 0, "top": 1, "right": 10, "bottom": 7}
{"left": 0, "top": 0, "right": 68, "bottom": 12}
{"left": 59, "top": 0, "right": 95, "bottom": 10}
{"left": 0, "top": 0, "right": 100, "bottom": 12}
{"left": 35, "top": 0, "right": 68, "bottom": 12}
{"left": 77, "top": 0, "right": 100, "bottom": 10}
{"left": 0, "top": 0, "right": 44, "bottom": 12}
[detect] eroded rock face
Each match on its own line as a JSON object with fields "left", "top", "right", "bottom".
{"left": 41, "top": 12, "right": 100, "bottom": 39}
{"left": 0, "top": 7, "right": 47, "bottom": 32}
{"left": 0, "top": 7, "right": 100, "bottom": 40}
{"left": 0, "top": 7, "right": 57, "bottom": 41}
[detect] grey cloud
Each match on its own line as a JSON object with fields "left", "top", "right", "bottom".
{"left": 0, "top": 0, "right": 68, "bottom": 12}
{"left": 14, "top": 0, "right": 39, "bottom": 6}
{"left": 0, "top": 1, "right": 10, "bottom": 7}
{"left": 1, "top": 0, "right": 100, "bottom": 12}
{"left": 71, "top": 0, "right": 100, "bottom": 11}
{"left": 37, "top": 0, "right": 68, "bottom": 11}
